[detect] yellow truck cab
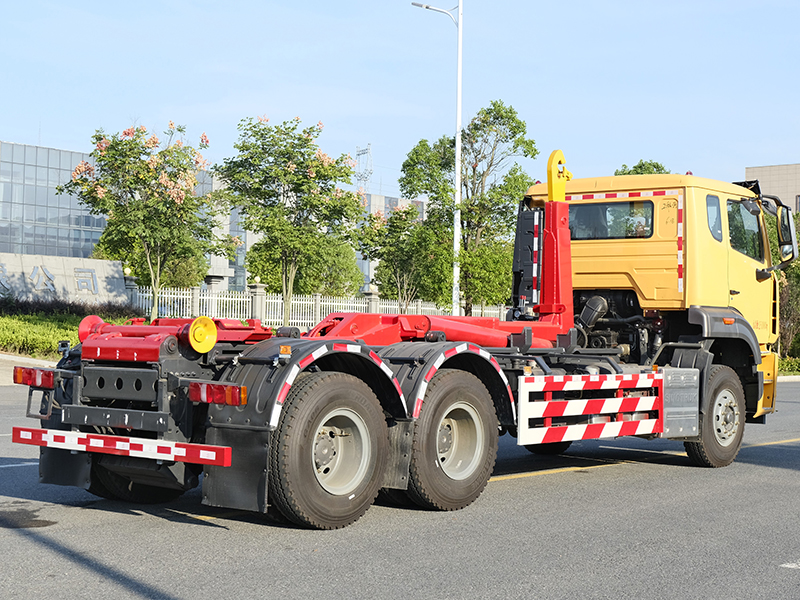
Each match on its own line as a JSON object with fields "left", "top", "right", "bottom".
{"left": 525, "top": 172, "right": 797, "bottom": 439}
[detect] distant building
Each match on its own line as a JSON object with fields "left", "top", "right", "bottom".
{"left": 357, "top": 193, "right": 425, "bottom": 289}
{"left": 745, "top": 163, "right": 800, "bottom": 211}
{"left": 0, "top": 140, "right": 245, "bottom": 289}
{"left": 0, "top": 141, "right": 105, "bottom": 257}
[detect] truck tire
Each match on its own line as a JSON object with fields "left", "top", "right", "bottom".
{"left": 406, "top": 369, "right": 498, "bottom": 511}
{"left": 268, "top": 371, "right": 389, "bottom": 530}
{"left": 91, "top": 465, "right": 184, "bottom": 504}
{"left": 525, "top": 441, "right": 572, "bottom": 455}
{"left": 684, "top": 365, "right": 745, "bottom": 468}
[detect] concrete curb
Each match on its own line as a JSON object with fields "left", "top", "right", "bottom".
{"left": 0, "top": 353, "right": 58, "bottom": 368}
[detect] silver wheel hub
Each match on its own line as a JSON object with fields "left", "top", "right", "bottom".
{"left": 314, "top": 431, "right": 336, "bottom": 469}
{"left": 438, "top": 423, "right": 453, "bottom": 454}
{"left": 435, "top": 401, "right": 484, "bottom": 481}
{"left": 712, "top": 389, "right": 740, "bottom": 447}
{"left": 312, "top": 408, "right": 371, "bottom": 496}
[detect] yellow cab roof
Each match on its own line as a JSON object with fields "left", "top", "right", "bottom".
{"left": 526, "top": 174, "right": 758, "bottom": 200}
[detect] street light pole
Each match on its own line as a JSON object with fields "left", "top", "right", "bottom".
{"left": 412, "top": 1, "right": 462, "bottom": 317}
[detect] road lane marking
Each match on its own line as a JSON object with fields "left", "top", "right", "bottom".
{"left": 490, "top": 461, "right": 627, "bottom": 482}
{"left": 0, "top": 462, "right": 38, "bottom": 468}
{"left": 780, "top": 562, "right": 800, "bottom": 569}
{"left": 743, "top": 437, "right": 800, "bottom": 448}
{"left": 165, "top": 508, "right": 249, "bottom": 523}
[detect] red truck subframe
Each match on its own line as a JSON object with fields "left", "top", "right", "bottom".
{"left": 13, "top": 151, "right": 703, "bottom": 529}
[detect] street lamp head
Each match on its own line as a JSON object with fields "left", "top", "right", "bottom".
{"left": 411, "top": 2, "right": 459, "bottom": 26}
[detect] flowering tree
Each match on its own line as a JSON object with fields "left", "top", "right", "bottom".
{"left": 59, "top": 123, "right": 237, "bottom": 321}
{"left": 214, "top": 116, "right": 363, "bottom": 325}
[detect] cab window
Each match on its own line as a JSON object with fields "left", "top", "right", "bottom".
{"left": 706, "top": 195, "right": 722, "bottom": 242}
{"left": 569, "top": 201, "right": 653, "bottom": 240}
{"left": 727, "top": 199, "right": 764, "bottom": 261}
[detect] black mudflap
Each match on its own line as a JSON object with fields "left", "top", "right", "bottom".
{"left": 203, "top": 427, "right": 271, "bottom": 513}
{"left": 40, "top": 447, "right": 92, "bottom": 488}
{"left": 39, "top": 395, "right": 92, "bottom": 489}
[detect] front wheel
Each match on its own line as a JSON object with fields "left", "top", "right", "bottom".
{"left": 269, "top": 372, "right": 388, "bottom": 529}
{"left": 406, "top": 369, "right": 498, "bottom": 511}
{"left": 684, "top": 365, "right": 745, "bottom": 468}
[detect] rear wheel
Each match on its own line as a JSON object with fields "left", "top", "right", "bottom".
{"left": 269, "top": 372, "right": 388, "bottom": 529}
{"left": 91, "top": 465, "right": 184, "bottom": 504}
{"left": 685, "top": 365, "right": 745, "bottom": 468}
{"left": 407, "top": 369, "right": 498, "bottom": 511}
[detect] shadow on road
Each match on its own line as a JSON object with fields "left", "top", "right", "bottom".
{"left": 492, "top": 439, "right": 693, "bottom": 479}
{"left": 3, "top": 436, "right": 799, "bottom": 535}
{"left": 731, "top": 439, "right": 800, "bottom": 470}
{"left": 0, "top": 507, "right": 183, "bottom": 600}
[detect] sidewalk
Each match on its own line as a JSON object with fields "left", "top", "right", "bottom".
{"left": 0, "top": 352, "right": 57, "bottom": 386}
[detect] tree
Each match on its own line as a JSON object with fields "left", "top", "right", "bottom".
{"left": 246, "top": 238, "right": 364, "bottom": 297}
{"left": 399, "top": 100, "right": 537, "bottom": 315}
{"left": 298, "top": 241, "right": 364, "bottom": 297}
{"left": 780, "top": 265, "right": 800, "bottom": 355}
{"left": 58, "top": 123, "right": 235, "bottom": 321}
{"left": 459, "top": 240, "right": 514, "bottom": 308}
{"left": 214, "top": 117, "right": 362, "bottom": 325}
{"left": 615, "top": 160, "right": 670, "bottom": 175}
{"left": 765, "top": 211, "right": 800, "bottom": 355}
{"left": 359, "top": 205, "right": 449, "bottom": 312}
{"left": 92, "top": 237, "right": 210, "bottom": 289}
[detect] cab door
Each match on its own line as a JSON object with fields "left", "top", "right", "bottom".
{"left": 725, "top": 198, "right": 774, "bottom": 344}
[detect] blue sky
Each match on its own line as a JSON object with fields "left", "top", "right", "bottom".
{"left": 2, "top": 0, "right": 798, "bottom": 197}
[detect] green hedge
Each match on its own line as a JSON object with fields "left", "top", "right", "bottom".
{"left": 0, "top": 298, "right": 142, "bottom": 359}
{"left": 779, "top": 356, "right": 800, "bottom": 375}
{"left": 0, "top": 314, "right": 83, "bottom": 358}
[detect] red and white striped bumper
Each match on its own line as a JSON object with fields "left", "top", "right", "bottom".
{"left": 12, "top": 427, "right": 232, "bottom": 467}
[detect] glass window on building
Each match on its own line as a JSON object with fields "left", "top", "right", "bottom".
{"left": 0, "top": 141, "right": 93, "bottom": 258}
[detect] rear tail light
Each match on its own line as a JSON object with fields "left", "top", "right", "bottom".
{"left": 13, "top": 366, "right": 55, "bottom": 389}
{"left": 188, "top": 382, "right": 247, "bottom": 406}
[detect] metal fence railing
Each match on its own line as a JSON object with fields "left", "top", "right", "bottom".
{"left": 132, "top": 286, "right": 505, "bottom": 330}
{"left": 199, "top": 289, "right": 251, "bottom": 320}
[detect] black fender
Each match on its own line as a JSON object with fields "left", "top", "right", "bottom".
{"left": 208, "top": 337, "right": 407, "bottom": 431}
{"left": 377, "top": 341, "right": 515, "bottom": 425}
{"left": 688, "top": 306, "right": 763, "bottom": 413}
{"left": 688, "top": 306, "right": 761, "bottom": 366}
{"left": 203, "top": 337, "right": 408, "bottom": 512}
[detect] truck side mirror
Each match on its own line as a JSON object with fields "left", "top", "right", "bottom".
{"left": 742, "top": 198, "right": 761, "bottom": 216}
{"left": 777, "top": 206, "right": 798, "bottom": 263}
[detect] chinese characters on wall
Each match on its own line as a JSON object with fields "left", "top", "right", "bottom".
{"left": 0, "top": 263, "right": 100, "bottom": 295}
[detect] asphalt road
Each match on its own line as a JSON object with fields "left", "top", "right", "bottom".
{"left": 1, "top": 374, "right": 799, "bottom": 600}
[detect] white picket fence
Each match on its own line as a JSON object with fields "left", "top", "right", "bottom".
{"left": 133, "top": 286, "right": 505, "bottom": 330}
